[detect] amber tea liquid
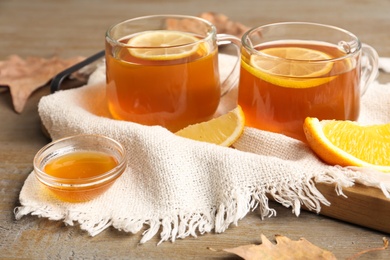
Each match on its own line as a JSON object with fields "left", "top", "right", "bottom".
{"left": 106, "top": 32, "right": 220, "bottom": 132}
{"left": 238, "top": 41, "right": 360, "bottom": 141}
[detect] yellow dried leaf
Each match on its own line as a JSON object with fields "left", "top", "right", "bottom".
{"left": 219, "top": 234, "right": 388, "bottom": 259}
{"left": 165, "top": 12, "right": 249, "bottom": 38}
{"left": 223, "top": 234, "right": 336, "bottom": 260}
{"left": 199, "top": 12, "right": 250, "bottom": 38}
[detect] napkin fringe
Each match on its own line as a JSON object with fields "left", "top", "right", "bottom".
{"left": 139, "top": 178, "right": 330, "bottom": 244}
{"left": 150, "top": 167, "right": 387, "bottom": 244}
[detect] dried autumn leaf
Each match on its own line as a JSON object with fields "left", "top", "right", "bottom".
{"left": 223, "top": 234, "right": 336, "bottom": 260}
{"left": 199, "top": 12, "right": 250, "bottom": 38}
{"left": 0, "top": 55, "right": 84, "bottom": 113}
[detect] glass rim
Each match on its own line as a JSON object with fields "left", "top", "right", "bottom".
{"left": 105, "top": 14, "right": 217, "bottom": 49}
{"left": 33, "top": 134, "right": 127, "bottom": 188}
{"left": 241, "top": 21, "right": 362, "bottom": 63}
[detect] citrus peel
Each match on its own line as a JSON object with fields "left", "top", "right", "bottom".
{"left": 303, "top": 117, "right": 390, "bottom": 172}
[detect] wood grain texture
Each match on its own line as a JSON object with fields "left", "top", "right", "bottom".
{"left": 1, "top": 0, "right": 390, "bottom": 259}
{"left": 311, "top": 184, "right": 390, "bottom": 234}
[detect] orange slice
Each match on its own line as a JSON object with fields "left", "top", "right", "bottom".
{"left": 303, "top": 117, "right": 390, "bottom": 172}
{"left": 175, "top": 106, "right": 245, "bottom": 147}
{"left": 242, "top": 46, "right": 336, "bottom": 88}
{"left": 127, "top": 30, "right": 200, "bottom": 60}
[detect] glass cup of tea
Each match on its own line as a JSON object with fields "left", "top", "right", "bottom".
{"left": 238, "top": 22, "right": 378, "bottom": 142}
{"left": 105, "top": 15, "right": 240, "bottom": 132}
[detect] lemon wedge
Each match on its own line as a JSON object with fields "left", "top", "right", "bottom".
{"left": 175, "top": 106, "right": 245, "bottom": 147}
{"left": 127, "top": 30, "right": 200, "bottom": 60}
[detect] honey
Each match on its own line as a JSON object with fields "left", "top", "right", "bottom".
{"left": 34, "top": 134, "right": 127, "bottom": 203}
{"left": 42, "top": 151, "right": 120, "bottom": 202}
{"left": 44, "top": 151, "right": 118, "bottom": 179}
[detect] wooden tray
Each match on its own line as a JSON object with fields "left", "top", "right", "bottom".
{"left": 308, "top": 183, "right": 390, "bottom": 234}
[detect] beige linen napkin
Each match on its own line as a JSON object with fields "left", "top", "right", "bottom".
{"left": 15, "top": 55, "right": 390, "bottom": 244}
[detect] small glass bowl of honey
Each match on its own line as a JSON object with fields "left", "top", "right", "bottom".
{"left": 33, "top": 134, "right": 127, "bottom": 203}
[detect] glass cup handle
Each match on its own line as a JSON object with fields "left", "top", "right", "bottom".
{"left": 360, "top": 43, "right": 379, "bottom": 95}
{"left": 216, "top": 34, "right": 241, "bottom": 96}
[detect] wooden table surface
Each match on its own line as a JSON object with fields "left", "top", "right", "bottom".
{"left": 1, "top": 0, "right": 390, "bottom": 259}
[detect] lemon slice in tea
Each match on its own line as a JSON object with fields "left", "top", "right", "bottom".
{"left": 243, "top": 46, "right": 336, "bottom": 88}
{"left": 175, "top": 106, "right": 245, "bottom": 147}
{"left": 127, "top": 30, "right": 200, "bottom": 60}
{"left": 303, "top": 117, "right": 390, "bottom": 172}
